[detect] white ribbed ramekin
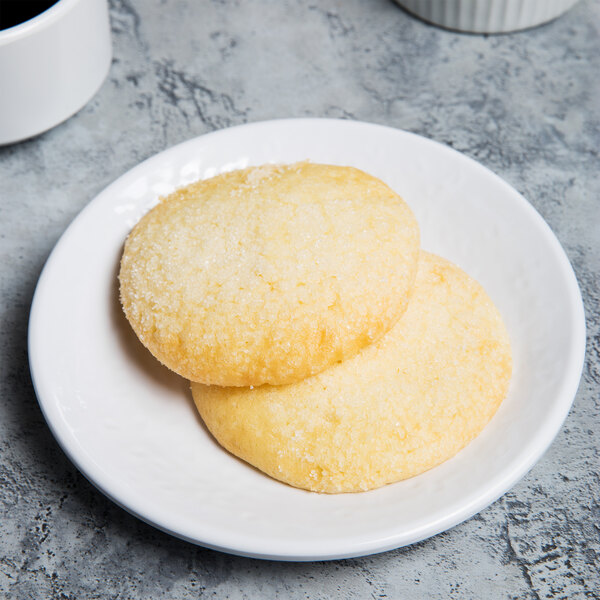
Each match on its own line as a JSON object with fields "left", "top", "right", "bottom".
{"left": 394, "top": 0, "right": 580, "bottom": 33}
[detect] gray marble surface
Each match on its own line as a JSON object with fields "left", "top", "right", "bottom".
{"left": 1, "top": 0, "right": 599, "bottom": 597}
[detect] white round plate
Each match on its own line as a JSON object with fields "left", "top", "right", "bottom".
{"left": 28, "top": 119, "right": 586, "bottom": 561}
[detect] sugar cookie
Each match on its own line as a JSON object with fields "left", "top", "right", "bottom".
{"left": 119, "top": 162, "right": 420, "bottom": 386}
{"left": 192, "top": 252, "right": 512, "bottom": 493}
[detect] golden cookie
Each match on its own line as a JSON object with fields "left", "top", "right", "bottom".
{"left": 192, "top": 252, "right": 512, "bottom": 493}
{"left": 119, "top": 162, "right": 420, "bottom": 386}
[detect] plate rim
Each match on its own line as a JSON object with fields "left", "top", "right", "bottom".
{"left": 27, "top": 118, "right": 587, "bottom": 561}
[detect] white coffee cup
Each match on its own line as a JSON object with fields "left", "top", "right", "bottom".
{"left": 0, "top": 0, "right": 112, "bottom": 145}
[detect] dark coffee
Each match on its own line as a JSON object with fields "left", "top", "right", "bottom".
{"left": 0, "top": 0, "right": 59, "bottom": 31}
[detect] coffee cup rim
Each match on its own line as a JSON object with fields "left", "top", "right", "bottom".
{"left": 0, "top": 0, "right": 80, "bottom": 45}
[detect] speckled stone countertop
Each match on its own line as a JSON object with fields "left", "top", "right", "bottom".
{"left": 1, "top": 0, "right": 599, "bottom": 597}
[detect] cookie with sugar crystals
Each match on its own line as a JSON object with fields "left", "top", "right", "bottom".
{"left": 119, "top": 162, "right": 420, "bottom": 386}
{"left": 192, "top": 252, "right": 512, "bottom": 493}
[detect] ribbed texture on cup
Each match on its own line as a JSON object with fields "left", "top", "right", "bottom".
{"left": 395, "top": 0, "right": 580, "bottom": 33}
